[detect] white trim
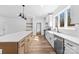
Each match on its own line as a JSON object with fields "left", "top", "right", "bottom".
{"left": 64, "top": 10, "right": 68, "bottom": 28}
{"left": 54, "top": 6, "right": 71, "bottom": 17}
{"left": 53, "top": 6, "right": 71, "bottom": 29}
{"left": 58, "top": 14, "right": 60, "bottom": 28}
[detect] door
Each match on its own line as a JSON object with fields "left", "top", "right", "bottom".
{"left": 36, "top": 23, "right": 41, "bottom": 35}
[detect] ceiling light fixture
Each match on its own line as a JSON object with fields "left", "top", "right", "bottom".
{"left": 19, "top": 5, "right": 27, "bottom": 20}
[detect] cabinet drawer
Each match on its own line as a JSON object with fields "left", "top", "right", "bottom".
{"left": 65, "top": 46, "right": 76, "bottom": 54}
{"left": 65, "top": 39, "right": 79, "bottom": 53}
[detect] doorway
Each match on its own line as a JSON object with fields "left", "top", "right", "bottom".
{"left": 36, "top": 23, "right": 41, "bottom": 35}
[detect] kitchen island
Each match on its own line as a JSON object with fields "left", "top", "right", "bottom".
{"left": 0, "top": 31, "right": 32, "bottom": 54}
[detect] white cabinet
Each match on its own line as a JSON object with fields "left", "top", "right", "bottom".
{"left": 65, "top": 45, "right": 76, "bottom": 54}
{"left": 45, "top": 31, "right": 54, "bottom": 48}
{"left": 64, "top": 39, "right": 79, "bottom": 54}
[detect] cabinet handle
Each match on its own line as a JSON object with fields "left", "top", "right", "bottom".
{"left": 67, "top": 43, "right": 73, "bottom": 47}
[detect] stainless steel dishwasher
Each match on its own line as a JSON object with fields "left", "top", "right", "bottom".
{"left": 54, "top": 35, "right": 65, "bottom": 54}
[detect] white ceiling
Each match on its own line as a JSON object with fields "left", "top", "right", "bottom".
{"left": 0, "top": 5, "right": 58, "bottom": 18}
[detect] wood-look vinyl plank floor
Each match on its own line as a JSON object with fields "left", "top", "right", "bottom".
{"left": 25, "top": 34, "right": 56, "bottom": 54}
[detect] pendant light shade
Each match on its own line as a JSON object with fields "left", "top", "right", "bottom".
{"left": 19, "top": 5, "right": 27, "bottom": 20}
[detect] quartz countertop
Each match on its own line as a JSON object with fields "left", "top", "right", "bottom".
{"left": 47, "top": 30, "right": 79, "bottom": 45}
{"left": 0, "top": 31, "right": 32, "bottom": 42}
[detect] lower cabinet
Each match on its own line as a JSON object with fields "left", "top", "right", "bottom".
{"left": 64, "top": 45, "right": 76, "bottom": 54}
{"left": 64, "top": 39, "right": 79, "bottom": 54}
{"left": 45, "top": 31, "right": 79, "bottom": 54}
{"left": 18, "top": 38, "right": 25, "bottom": 54}
{"left": 18, "top": 34, "right": 31, "bottom": 54}
{"left": 45, "top": 31, "right": 54, "bottom": 48}
{"left": 24, "top": 36, "right": 30, "bottom": 53}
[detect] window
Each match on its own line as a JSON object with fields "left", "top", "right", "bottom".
{"left": 55, "top": 16, "right": 58, "bottom": 27}
{"left": 67, "top": 8, "right": 75, "bottom": 26}
{"left": 60, "top": 12, "right": 64, "bottom": 27}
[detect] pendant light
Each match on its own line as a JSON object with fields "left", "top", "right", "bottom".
{"left": 19, "top": 5, "right": 27, "bottom": 20}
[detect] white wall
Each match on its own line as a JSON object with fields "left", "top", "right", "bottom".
{"left": 0, "top": 16, "right": 26, "bottom": 35}
{"left": 0, "top": 16, "right": 6, "bottom": 36}
{"left": 4, "top": 17, "right": 26, "bottom": 34}
{"left": 33, "top": 16, "right": 45, "bottom": 35}
{"left": 71, "top": 6, "right": 79, "bottom": 24}
{"left": 52, "top": 5, "right": 68, "bottom": 16}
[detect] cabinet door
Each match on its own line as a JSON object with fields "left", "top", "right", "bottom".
{"left": 18, "top": 39, "right": 25, "bottom": 54}
{"left": 47, "top": 32, "right": 52, "bottom": 44}
{"left": 46, "top": 32, "right": 54, "bottom": 48}
{"left": 18, "top": 43, "right": 25, "bottom": 54}
{"left": 64, "top": 39, "right": 79, "bottom": 54}
{"left": 45, "top": 31, "right": 55, "bottom": 48}
{"left": 49, "top": 34, "right": 54, "bottom": 48}
{"left": 25, "top": 37, "right": 29, "bottom": 53}
{"left": 65, "top": 45, "right": 76, "bottom": 54}
{"left": 45, "top": 32, "right": 50, "bottom": 41}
